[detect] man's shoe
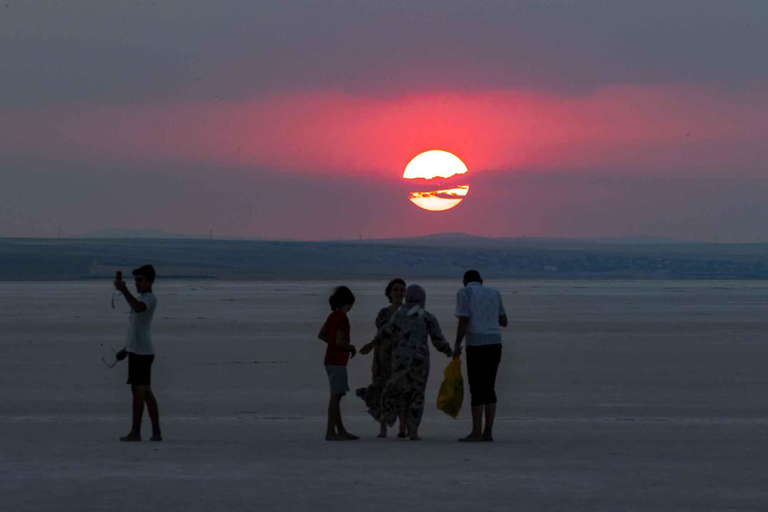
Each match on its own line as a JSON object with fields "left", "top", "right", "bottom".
{"left": 119, "top": 433, "right": 141, "bottom": 442}
{"left": 150, "top": 433, "right": 163, "bottom": 442}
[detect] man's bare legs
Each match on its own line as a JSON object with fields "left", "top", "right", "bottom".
{"left": 458, "top": 403, "right": 497, "bottom": 442}
{"left": 326, "top": 394, "right": 359, "bottom": 441}
{"left": 121, "top": 385, "right": 161, "bottom": 441}
{"left": 458, "top": 405, "right": 484, "bottom": 442}
{"left": 482, "top": 403, "right": 496, "bottom": 441}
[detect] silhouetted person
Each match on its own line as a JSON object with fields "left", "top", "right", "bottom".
{"left": 453, "top": 270, "right": 507, "bottom": 442}
{"left": 318, "top": 286, "right": 359, "bottom": 441}
{"left": 114, "top": 265, "right": 162, "bottom": 442}
{"left": 378, "top": 285, "right": 453, "bottom": 440}
{"left": 357, "top": 278, "right": 409, "bottom": 438}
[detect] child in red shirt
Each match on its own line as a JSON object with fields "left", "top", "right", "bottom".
{"left": 318, "top": 286, "right": 358, "bottom": 441}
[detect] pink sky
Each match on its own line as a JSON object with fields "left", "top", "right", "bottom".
{"left": 4, "top": 84, "right": 767, "bottom": 178}
{"left": 2, "top": 1, "right": 767, "bottom": 239}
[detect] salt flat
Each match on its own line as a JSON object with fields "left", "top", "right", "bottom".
{"left": 2, "top": 280, "right": 768, "bottom": 511}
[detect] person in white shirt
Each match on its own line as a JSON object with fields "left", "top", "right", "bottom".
{"left": 453, "top": 270, "right": 507, "bottom": 442}
{"left": 114, "top": 265, "right": 161, "bottom": 442}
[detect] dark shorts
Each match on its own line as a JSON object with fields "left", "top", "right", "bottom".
{"left": 466, "top": 344, "right": 502, "bottom": 407}
{"left": 127, "top": 353, "right": 155, "bottom": 386}
{"left": 325, "top": 365, "right": 350, "bottom": 396}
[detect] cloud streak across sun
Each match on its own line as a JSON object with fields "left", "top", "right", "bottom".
{"left": 2, "top": 83, "right": 767, "bottom": 178}
{"left": 409, "top": 185, "right": 470, "bottom": 212}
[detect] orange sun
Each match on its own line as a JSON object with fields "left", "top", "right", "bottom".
{"left": 403, "top": 150, "right": 469, "bottom": 211}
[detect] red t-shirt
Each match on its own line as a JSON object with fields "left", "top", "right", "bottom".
{"left": 324, "top": 310, "right": 350, "bottom": 366}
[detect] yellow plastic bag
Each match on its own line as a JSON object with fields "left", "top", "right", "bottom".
{"left": 437, "top": 357, "right": 464, "bottom": 418}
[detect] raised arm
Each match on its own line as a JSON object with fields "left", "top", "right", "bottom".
{"left": 114, "top": 280, "right": 147, "bottom": 313}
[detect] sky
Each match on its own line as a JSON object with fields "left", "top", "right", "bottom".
{"left": 1, "top": 0, "right": 767, "bottom": 240}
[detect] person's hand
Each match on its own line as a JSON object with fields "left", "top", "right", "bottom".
{"left": 453, "top": 344, "right": 462, "bottom": 359}
{"left": 446, "top": 347, "right": 454, "bottom": 358}
{"left": 349, "top": 345, "right": 357, "bottom": 358}
{"left": 359, "top": 342, "right": 373, "bottom": 355}
{"left": 115, "top": 349, "right": 128, "bottom": 361}
{"left": 114, "top": 279, "right": 127, "bottom": 292}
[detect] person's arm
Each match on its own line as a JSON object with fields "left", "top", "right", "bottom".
{"left": 427, "top": 314, "right": 453, "bottom": 357}
{"left": 454, "top": 317, "right": 469, "bottom": 358}
{"left": 335, "top": 329, "right": 356, "bottom": 358}
{"left": 453, "top": 289, "right": 470, "bottom": 358}
{"left": 359, "top": 334, "right": 378, "bottom": 355}
{"left": 317, "top": 324, "right": 327, "bottom": 343}
{"left": 114, "top": 280, "right": 147, "bottom": 313}
{"left": 498, "top": 291, "right": 508, "bottom": 327}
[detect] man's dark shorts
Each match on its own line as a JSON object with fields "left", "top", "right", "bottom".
{"left": 466, "top": 344, "right": 502, "bottom": 407}
{"left": 127, "top": 353, "right": 155, "bottom": 386}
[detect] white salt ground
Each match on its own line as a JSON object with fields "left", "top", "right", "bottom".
{"left": 2, "top": 280, "right": 768, "bottom": 511}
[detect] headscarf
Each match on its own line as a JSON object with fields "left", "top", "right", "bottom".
{"left": 403, "top": 284, "right": 426, "bottom": 316}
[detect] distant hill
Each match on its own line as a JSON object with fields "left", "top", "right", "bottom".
{"left": 79, "top": 229, "right": 196, "bottom": 239}
{"left": 371, "top": 233, "right": 684, "bottom": 248}
{"left": 74, "top": 229, "right": 688, "bottom": 246}
{"left": 1, "top": 236, "right": 767, "bottom": 281}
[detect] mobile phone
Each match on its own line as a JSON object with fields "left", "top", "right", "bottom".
{"left": 116, "top": 270, "right": 122, "bottom": 281}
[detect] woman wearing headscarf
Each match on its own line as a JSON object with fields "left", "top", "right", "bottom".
{"left": 378, "top": 284, "right": 453, "bottom": 440}
{"left": 356, "top": 278, "right": 408, "bottom": 438}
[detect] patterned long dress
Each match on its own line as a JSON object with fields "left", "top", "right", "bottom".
{"left": 379, "top": 308, "right": 452, "bottom": 428}
{"left": 356, "top": 307, "right": 398, "bottom": 420}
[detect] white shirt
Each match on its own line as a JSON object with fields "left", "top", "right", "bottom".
{"left": 455, "top": 282, "right": 506, "bottom": 346}
{"left": 125, "top": 292, "right": 157, "bottom": 355}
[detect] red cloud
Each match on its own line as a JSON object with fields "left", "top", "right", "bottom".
{"left": 3, "top": 84, "right": 766, "bottom": 178}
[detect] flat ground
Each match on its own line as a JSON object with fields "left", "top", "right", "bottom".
{"left": 2, "top": 280, "right": 768, "bottom": 511}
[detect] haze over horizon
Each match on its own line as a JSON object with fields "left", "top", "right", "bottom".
{"left": 2, "top": 1, "right": 767, "bottom": 240}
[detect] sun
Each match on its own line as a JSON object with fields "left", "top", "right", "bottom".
{"left": 403, "top": 150, "right": 469, "bottom": 211}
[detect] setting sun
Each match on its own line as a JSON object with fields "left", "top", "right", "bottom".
{"left": 403, "top": 150, "right": 470, "bottom": 212}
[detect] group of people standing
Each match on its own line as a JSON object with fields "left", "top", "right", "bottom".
{"left": 318, "top": 270, "right": 508, "bottom": 442}
{"left": 111, "top": 265, "right": 505, "bottom": 444}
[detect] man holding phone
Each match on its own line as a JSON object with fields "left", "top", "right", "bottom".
{"left": 114, "top": 265, "right": 162, "bottom": 442}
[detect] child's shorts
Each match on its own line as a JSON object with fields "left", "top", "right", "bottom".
{"left": 127, "top": 353, "right": 155, "bottom": 386}
{"left": 325, "top": 365, "right": 350, "bottom": 395}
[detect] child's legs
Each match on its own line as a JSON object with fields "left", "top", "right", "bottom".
{"left": 327, "top": 394, "right": 339, "bottom": 434}
{"left": 333, "top": 394, "right": 349, "bottom": 434}
{"left": 144, "top": 387, "right": 160, "bottom": 432}
{"left": 327, "top": 393, "right": 352, "bottom": 438}
{"left": 131, "top": 385, "right": 146, "bottom": 432}
{"left": 326, "top": 365, "right": 350, "bottom": 434}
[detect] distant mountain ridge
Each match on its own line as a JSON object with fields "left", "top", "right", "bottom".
{"left": 74, "top": 229, "right": 704, "bottom": 247}
{"left": 80, "top": 228, "right": 195, "bottom": 239}
{"left": 1, "top": 236, "right": 766, "bottom": 281}
{"left": 374, "top": 232, "right": 684, "bottom": 247}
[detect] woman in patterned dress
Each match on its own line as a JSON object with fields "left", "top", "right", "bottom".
{"left": 356, "top": 278, "right": 408, "bottom": 437}
{"left": 379, "top": 284, "right": 453, "bottom": 440}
